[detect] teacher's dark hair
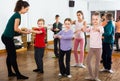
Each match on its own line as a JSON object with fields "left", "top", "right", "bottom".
{"left": 14, "top": 0, "right": 30, "bottom": 12}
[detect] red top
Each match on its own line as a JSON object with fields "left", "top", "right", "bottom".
{"left": 34, "top": 27, "right": 46, "bottom": 48}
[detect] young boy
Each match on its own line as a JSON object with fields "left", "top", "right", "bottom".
{"left": 101, "top": 13, "right": 115, "bottom": 73}
{"left": 31, "top": 18, "right": 46, "bottom": 73}
{"left": 51, "top": 15, "right": 62, "bottom": 58}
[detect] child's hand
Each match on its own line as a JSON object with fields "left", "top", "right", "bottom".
{"left": 39, "top": 30, "right": 42, "bottom": 34}
{"left": 25, "top": 30, "right": 31, "bottom": 34}
{"left": 102, "top": 36, "right": 104, "bottom": 39}
{"left": 50, "top": 28, "right": 53, "bottom": 31}
{"left": 53, "top": 29, "right": 56, "bottom": 31}
{"left": 21, "top": 27, "right": 27, "bottom": 32}
{"left": 58, "top": 35, "right": 62, "bottom": 39}
{"left": 81, "top": 28, "right": 84, "bottom": 32}
{"left": 22, "top": 28, "right": 31, "bottom": 34}
{"left": 81, "top": 27, "right": 86, "bottom": 32}
{"left": 54, "top": 28, "right": 59, "bottom": 31}
{"left": 29, "top": 29, "right": 33, "bottom": 33}
{"left": 74, "top": 30, "right": 79, "bottom": 33}
{"left": 56, "top": 28, "right": 59, "bottom": 31}
{"left": 53, "top": 35, "right": 57, "bottom": 38}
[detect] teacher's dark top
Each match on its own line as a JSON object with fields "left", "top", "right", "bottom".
{"left": 3, "top": 12, "right": 21, "bottom": 38}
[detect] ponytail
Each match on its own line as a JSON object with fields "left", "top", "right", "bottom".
{"left": 14, "top": 0, "right": 29, "bottom": 12}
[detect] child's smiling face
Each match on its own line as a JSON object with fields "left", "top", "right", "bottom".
{"left": 37, "top": 21, "right": 44, "bottom": 27}
{"left": 92, "top": 15, "right": 100, "bottom": 26}
{"left": 64, "top": 20, "right": 71, "bottom": 29}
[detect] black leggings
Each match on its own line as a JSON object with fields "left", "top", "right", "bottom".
{"left": 59, "top": 49, "right": 71, "bottom": 75}
{"left": 1, "top": 35, "right": 20, "bottom": 75}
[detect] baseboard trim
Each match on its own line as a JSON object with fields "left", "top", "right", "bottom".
{"left": 47, "top": 40, "right": 53, "bottom": 45}
{"left": 0, "top": 48, "right": 27, "bottom": 54}
{"left": 0, "top": 49, "right": 6, "bottom": 54}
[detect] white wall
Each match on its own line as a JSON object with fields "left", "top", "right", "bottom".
{"left": 89, "top": 1, "right": 120, "bottom": 11}
{"left": 28, "top": 0, "right": 70, "bottom": 41}
{"left": 0, "top": 0, "right": 16, "bottom": 50}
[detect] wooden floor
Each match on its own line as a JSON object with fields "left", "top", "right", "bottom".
{"left": 0, "top": 46, "right": 120, "bottom": 81}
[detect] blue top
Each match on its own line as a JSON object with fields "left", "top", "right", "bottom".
{"left": 103, "top": 20, "right": 114, "bottom": 44}
{"left": 57, "top": 29, "right": 73, "bottom": 51}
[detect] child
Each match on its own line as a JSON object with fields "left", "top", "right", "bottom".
{"left": 31, "top": 18, "right": 46, "bottom": 73}
{"left": 101, "top": 13, "right": 114, "bottom": 73}
{"left": 54, "top": 18, "right": 73, "bottom": 78}
{"left": 51, "top": 15, "right": 62, "bottom": 58}
{"left": 71, "top": 10, "right": 86, "bottom": 68}
{"left": 85, "top": 12, "right": 104, "bottom": 81}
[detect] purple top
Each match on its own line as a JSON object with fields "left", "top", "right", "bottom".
{"left": 57, "top": 29, "right": 74, "bottom": 51}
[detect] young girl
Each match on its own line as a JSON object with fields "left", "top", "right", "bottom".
{"left": 85, "top": 12, "right": 104, "bottom": 81}
{"left": 72, "top": 10, "right": 86, "bottom": 68}
{"left": 54, "top": 18, "right": 73, "bottom": 78}
{"left": 31, "top": 18, "right": 46, "bottom": 73}
{"left": 1, "top": 0, "right": 30, "bottom": 79}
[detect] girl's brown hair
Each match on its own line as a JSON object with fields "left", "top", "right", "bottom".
{"left": 77, "top": 10, "right": 84, "bottom": 19}
{"left": 64, "top": 18, "right": 72, "bottom": 23}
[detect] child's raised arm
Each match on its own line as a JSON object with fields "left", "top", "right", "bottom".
{"left": 30, "top": 28, "right": 43, "bottom": 34}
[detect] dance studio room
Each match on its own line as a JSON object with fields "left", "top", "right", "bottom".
{"left": 0, "top": 0, "right": 120, "bottom": 81}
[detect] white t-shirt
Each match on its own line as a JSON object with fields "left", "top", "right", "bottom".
{"left": 74, "top": 20, "right": 85, "bottom": 39}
